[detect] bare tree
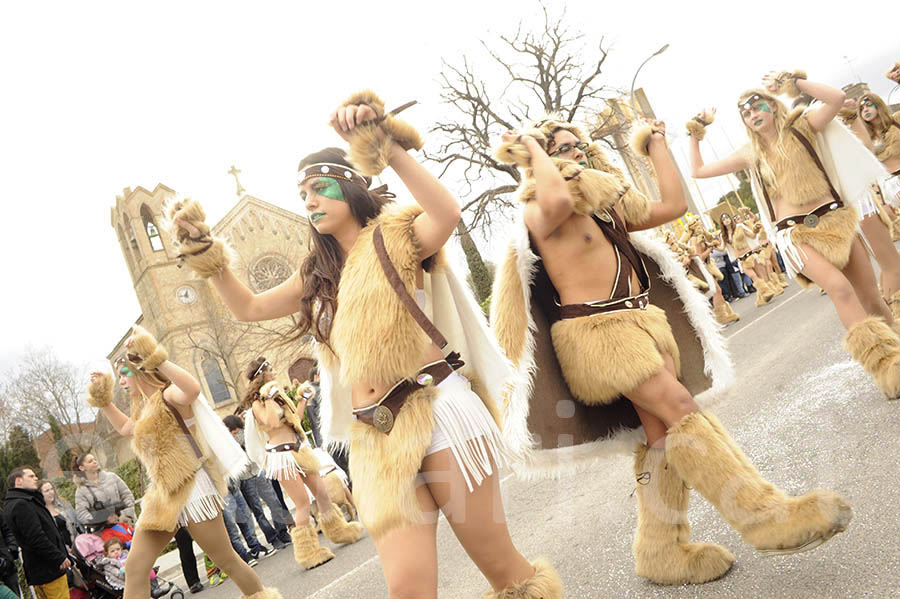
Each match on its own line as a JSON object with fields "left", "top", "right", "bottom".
{"left": 0, "top": 347, "right": 96, "bottom": 455}
{"left": 427, "top": 3, "right": 625, "bottom": 300}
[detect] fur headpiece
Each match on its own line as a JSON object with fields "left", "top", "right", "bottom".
{"left": 340, "top": 90, "right": 423, "bottom": 176}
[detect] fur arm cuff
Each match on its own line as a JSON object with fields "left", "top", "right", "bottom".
{"left": 685, "top": 110, "right": 715, "bottom": 140}
{"left": 342, "top": 90, "right": 424, "bottom": 176}
{"left": 165, "top": 197, "right": 232, "bottom": 278}
{"left": 87, "top": 373, "right": 114, "bottom": 408}
{"left": 130, "top": 326, "right": 169, "bottom": 370}
{"left": 494, "top": 127, "right": 550, "bottom": 169}
{"left": 631, "top": 124, "right": 667, "bottom": 158}
{"left": 838, "top": 106, "right": 858, "bottom": 124}
{"left": 770, "top": 70, "right": 807, "bottom": 98}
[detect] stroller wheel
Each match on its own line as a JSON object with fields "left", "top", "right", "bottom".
{"left": 170, "top": 590, "right": 184, "bottom": 599}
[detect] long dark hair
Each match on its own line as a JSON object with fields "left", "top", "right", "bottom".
{"left": 293, "top": 148, "right": 393, "bottom": 346}
{"left": 241, "top": 356, "right": 268, "bottom": 411}
{"left": 719, "top": 212, "right": 734, "bottom": 245}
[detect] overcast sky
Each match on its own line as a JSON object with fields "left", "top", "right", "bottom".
{"left": 1, "top": 1, "right": 897, "bottom": 372}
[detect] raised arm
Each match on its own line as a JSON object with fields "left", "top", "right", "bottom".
{"left": 330, "top": 92, "right": 461, "bottom": 261}
{"left": 123, "top": 326, "right": 202, "bottom": 407}
{"left": 763, "top": 70, "right": 845, "bottom": 132}
{"left": 519, "top": 134, "right": 576, "bottom": 240}
{"left": 169, "top": 199, "right": 304, "bottom": 323}
{"left": 627, "top": 121, "right": 687, "bottom": 231}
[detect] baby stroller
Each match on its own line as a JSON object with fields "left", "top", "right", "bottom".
{"left": 71, "top": 533, "right": 183, "bottom": 599}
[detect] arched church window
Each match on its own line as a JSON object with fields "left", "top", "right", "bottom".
{"left": 117, "top": 225, "right": 136, "bottom": 273}
{"left": 123, "top": 215, "right": 138, "bottom": 252}
{"left": 140, "top": 204, "right": 164, "bottom": 252}
{"left": 201, "top": 353, "right": 231, "bottom": 404}
{"left": 249, "top": 254, "right": 292, "bottom": 292}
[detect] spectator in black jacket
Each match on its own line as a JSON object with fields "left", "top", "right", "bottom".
{"left": 0, "top": 511, "right": 19, "bottom": 597}
{"left": 3, "top": 467, "right": 70, "bottom": 599}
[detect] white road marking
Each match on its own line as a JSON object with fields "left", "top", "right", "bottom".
{"left": 725, "top": 289, "right": 806, "bottom": 339}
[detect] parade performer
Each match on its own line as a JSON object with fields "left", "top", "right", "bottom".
{"left": 719, "top": 211, "right": 778, "bottom": 306}
{"left": 87, "top": 327, "right": 280, "bottom": 599}
{"left": 689, "top": 71, "right": 900, "bottom": 399}
{"left": 738, "top": 207, "right": 788, "bottom": 292}
{"left": 240, "top": 358, "right": 362, "bottom": 569}
{"left": 167, "top": 91, "right": 562, "bottom": 598}
{"left": 490, "top": 115, "right": 852, "bottom": 586}
{"left": 682, "top": 215, "right": 740, "bottom": 324}
{"left": 840, "top": 92, "right": 900, "bottom": 318}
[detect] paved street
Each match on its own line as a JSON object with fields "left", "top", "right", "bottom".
{"left": 198, "top": 283, "right": 899, "bottom": 598}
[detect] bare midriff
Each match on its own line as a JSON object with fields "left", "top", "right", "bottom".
{"left": 882, "top": 156, "right": 900, "bottom": 175}
{"left": 773, "top": 193, "right": 837, "bottom": 221}
{"left": 532, "top": 212, "right": 641, "bottom": 307}
{"left": 351, "top": 343, "right": 445, "bottom": 410}
{"left": 251, "top": 400, "right": 300, "bottom": 445}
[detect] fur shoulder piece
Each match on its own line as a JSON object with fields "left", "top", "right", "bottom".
{"left": 87, "top": 372, "right": 114, "bottom": 408}
{"left": 164, "top": 196, "right": 233, "bottom": 279}
{"left": 373, "top": 202, "right": 427, "bottom": 275}
{"left": 630, "top": 124, "right": 666, "bottom": 158}
{"left": 342, "top": 90, "right": 423, "bottom": 176}
{"left": 784, "top": 106, "right": 806, "bottom": 130}
{"left": 584, "top": 143, "right": 623, "bottom": 178}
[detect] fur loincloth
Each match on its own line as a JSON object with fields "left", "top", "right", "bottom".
{"left": 789, "top": 206, "right": 859, "bottom": 288}
{"left": 550, "top": 305, "right": 680, "bottom": 406}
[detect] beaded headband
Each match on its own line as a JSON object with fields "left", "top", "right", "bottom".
{"left": 297, "top": 163, "right": 368, "bottom": 189}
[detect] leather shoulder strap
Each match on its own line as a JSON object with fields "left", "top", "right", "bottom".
{"left": 162, "top": 397, "right": 203, "bottom": 459}
{"left": 789, "top": 127, "right": 841, "bottom": 202}
{"left": 373, "top": 226, "right": 448, "bottom": 350}
{"left": 755, "top": 162, "right": 778, "bottom": 223}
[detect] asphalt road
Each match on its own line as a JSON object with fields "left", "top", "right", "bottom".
{"left": 204, "top": 283, "right": 900, "bottom": 598}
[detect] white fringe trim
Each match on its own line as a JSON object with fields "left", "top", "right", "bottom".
{"left": 880, "top": 173, "right": 900, "bottom": 208}
{"left": 262, "top": 445, "right": 308, "bottom": 480}
{"left": 177, "top": 468, "right": 223, "bottom": 527}
{"left": 858, "top": 190, "right": 879, "bottom": 218}
{"left": 428, "top": 373, "right": 513, "bottom": 493}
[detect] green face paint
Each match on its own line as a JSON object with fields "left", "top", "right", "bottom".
{"left": 310, "top": 212, "right": 326, "bottom": 223}
{"left": 315, "top": 177, "right": 346, "bottom": 202}
{"left": 756, "top": 102, "right": 771, "bottom": 114}
{"left": 119, "top": 365, "right": 133, "bottom": 377}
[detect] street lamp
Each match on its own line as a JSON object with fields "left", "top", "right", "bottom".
{"left": 630, "top": 43, "right": 669, "bottom": 117}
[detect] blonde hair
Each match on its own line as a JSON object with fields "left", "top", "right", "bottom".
{"left": 738, "top": 89, "right": 792, "bottom": 189}
{"left": 859, "top": 92, "right": 897, "bottom": 140}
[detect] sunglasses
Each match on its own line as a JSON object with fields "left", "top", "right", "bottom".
{"left": 550, "top": 141, "right": 589, "bottom": 157}
{"left": 251, "top": 360, "right": 270, "bottom": 381}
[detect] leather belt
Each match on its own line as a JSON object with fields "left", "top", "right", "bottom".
{"left": 775, "top": 200, "right": 843, "bottom": 232}
{"left": 353, "top": 353, "right": 465, "bottom": 434}
{"left": 739, "top": 247, "right": 763, "bottom": 261}
{"left": 266, "top": 441, "right": 301, "bottom": 453}
{"left": 558, "top": 291, "right": 650, "bottom": 320}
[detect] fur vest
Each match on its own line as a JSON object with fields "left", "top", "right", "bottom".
{"left": 763, "top": 112, "right": 832, "bottom": 208}
{"left": 875, "top": 121, "right": 900, "bottom": 163}
{"left": 490, "top": 218, "right": 734, "bottom": 479}
{"left": 319, "top": 202, "right": 512, "bottom": 445}
{"left": 131, "top": 391, "right": 228, "bottom": 531}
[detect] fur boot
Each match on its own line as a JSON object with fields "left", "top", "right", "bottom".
{"left": 633, "top": 445, "right": 734, "bottom": 585}
{"left": 241, "top": 588, "right": 283, "bottom": 599}
{"left": 754, "top": 281, "right": 775, "bottom": 306}
{"left": 319, "top": 503, "right": 364, "bottom": 545}
{"left": 666, "top": 412, "right": 852, "bottom": 554}
{"left": 723, "top": 301, "right": 740, "bottom": 321}
{"left": 887, "top": 290, "right": 900, "bottom": 324}
{"left": 713, "top": 302, "right": 739, "bottom": 325}
{"left": 291, "top": 523, "right": 334, "bottom": 570}
{"left": 767, "top": 275, "right": 785, "bottom": 295}
{"left": 482, "top": 558, "right": 563, "bottom": 599}
{"left": 843, "top": 316, "right": 900, "bottom": 399}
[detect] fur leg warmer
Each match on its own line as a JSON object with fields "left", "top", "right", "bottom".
{"left": 291, "top": 523, "right": 334, "bottom": 570}
{"left": 341, "top": 90, "right": 423, "bottom": 176}
{"left": 888, "top": 290, "right": 900, "bottom": 324}
{"left": 633, "top": 445, "right": 734, "bottom": 585}
{"left": 87, "top": 372, "right": 114, "bottom": 408}
{"left": 754, "top": 281, "right": 774, "bottom": 306}
{"left": 164, "top": 196, "right": 232, "bottom": 279}
{"left": 241, "top": 588, "right": 283, "bottom": 599}
{"left": 482, "top": 558, "right": 563, "bottom": 599}
{"left": 713, "top": 302, "right": 739, "bottom": 325}
{"left": 666, "top": 412, "right": 852, "bottom": 553}
{"left": 319, "top": 503, "right": 364, "bottom": 545}
{"left": 844, "top": 316, "right": 900, "bottom": 400}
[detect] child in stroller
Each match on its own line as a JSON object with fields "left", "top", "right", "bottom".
{"left": 72, "top": 533, "right": 182, "bottom": 599}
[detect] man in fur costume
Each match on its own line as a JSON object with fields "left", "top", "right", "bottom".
{"left": 491, "top": 117, "right": 852, "bottom": 585}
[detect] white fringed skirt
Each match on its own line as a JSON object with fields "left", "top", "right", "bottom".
{"left": 262, "top": 440, "right": 311, "bottom": 481}
{"left": 177, "top": 468, "right": 224, "bottom": 528}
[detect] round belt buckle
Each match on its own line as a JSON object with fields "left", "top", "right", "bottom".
{"left": 373, "top": 405, "right": 394, "bottom": 433}
{"left": 416, "top": 372, "right": 434, "bottom": 386}
{"left": 803, "top": 214, "right": 819, "bottom": 228}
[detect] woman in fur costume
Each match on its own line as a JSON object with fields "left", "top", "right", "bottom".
{"left": 689, "top": 71, "right": 900, "bottom": 399}
{"left": 167, "top": 91, "right": 561, "bottom": 599}
{"left": 842, "top": 92, "right": 900, "bottom": 316}
{"left": 87, "top": 327, "right": 280, "bottom": 599}
{"left": 240, "top": 357, "right": 362, "bottom": 570}
{"left": 739, "top": 208, "right": 789, "bottom": 292}
{"left": 682, "top": 216, "right": 741, "bottom": 324}
{"left": 491, "top": 115, "right": 852, "bottom": 586}
{"left": 719, "top": 211, "right": 779, "bottom": 306}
